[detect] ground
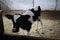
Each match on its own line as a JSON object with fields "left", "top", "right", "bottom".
{"left": 2, "top": 10, "right": 60, "bottom": 39}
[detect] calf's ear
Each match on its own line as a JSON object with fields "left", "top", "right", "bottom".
{"left": 5, "top": 14, "right": 13, "bottom": 19}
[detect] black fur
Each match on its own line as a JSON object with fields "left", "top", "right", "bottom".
{"left": 14, "top": 15, "right": 31, "bottom": 32}
{"left": 5, "top": 14, "right": 13, "bottom": 19}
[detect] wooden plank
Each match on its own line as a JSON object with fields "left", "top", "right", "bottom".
{"left": 0, "top": 11, "right": 4, "bottom": 35}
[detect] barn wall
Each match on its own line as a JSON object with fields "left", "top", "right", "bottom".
{"left": 0, "top": 0, "right": 60, "bottom": 10}
{"left": 0, "top": 0, "right": 33, "bottom": 10}
{"left": 34, "top": 0, "right": 56, "bottom": 10}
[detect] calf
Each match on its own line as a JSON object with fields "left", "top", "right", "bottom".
{"left": 5, "top": 6, "right": 41, "bottom": 35}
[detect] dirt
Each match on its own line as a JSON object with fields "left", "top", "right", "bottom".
{"left": 2, "top": 11, "right": 60, "bottom": 39}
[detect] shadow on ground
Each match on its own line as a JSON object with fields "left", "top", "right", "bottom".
{"left": 0, "top": 34, "right": 58, "bottom": 40}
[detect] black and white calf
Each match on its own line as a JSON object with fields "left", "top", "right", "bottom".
{"left": 5, "top": 6, "right": 41, "bottom": 35}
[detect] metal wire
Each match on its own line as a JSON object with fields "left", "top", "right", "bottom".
{"left": 32, "top": 0, "right": 34, "bottom": 7}
{"left": 55, "top": 0, "right": 58, "bottom": 10}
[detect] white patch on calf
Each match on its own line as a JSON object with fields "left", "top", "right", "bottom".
{"left": 22, "top": 11, "right": 34, "bottom": 16}
{"left": 22, "top": 11, "right": 34, "bottom": 23}
{"left": 14, "top": 15, "right": 20, "bottom": 23}
{"left": 33, "top": 7, "right": 38, "bottom": 11}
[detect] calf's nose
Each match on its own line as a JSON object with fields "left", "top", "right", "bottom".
{"left": 12, "top": 28, "right": 19, "bottom": 33}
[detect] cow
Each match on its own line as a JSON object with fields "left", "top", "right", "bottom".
{"left": 5, "top": 6, "right": 42, "bottom": 36}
